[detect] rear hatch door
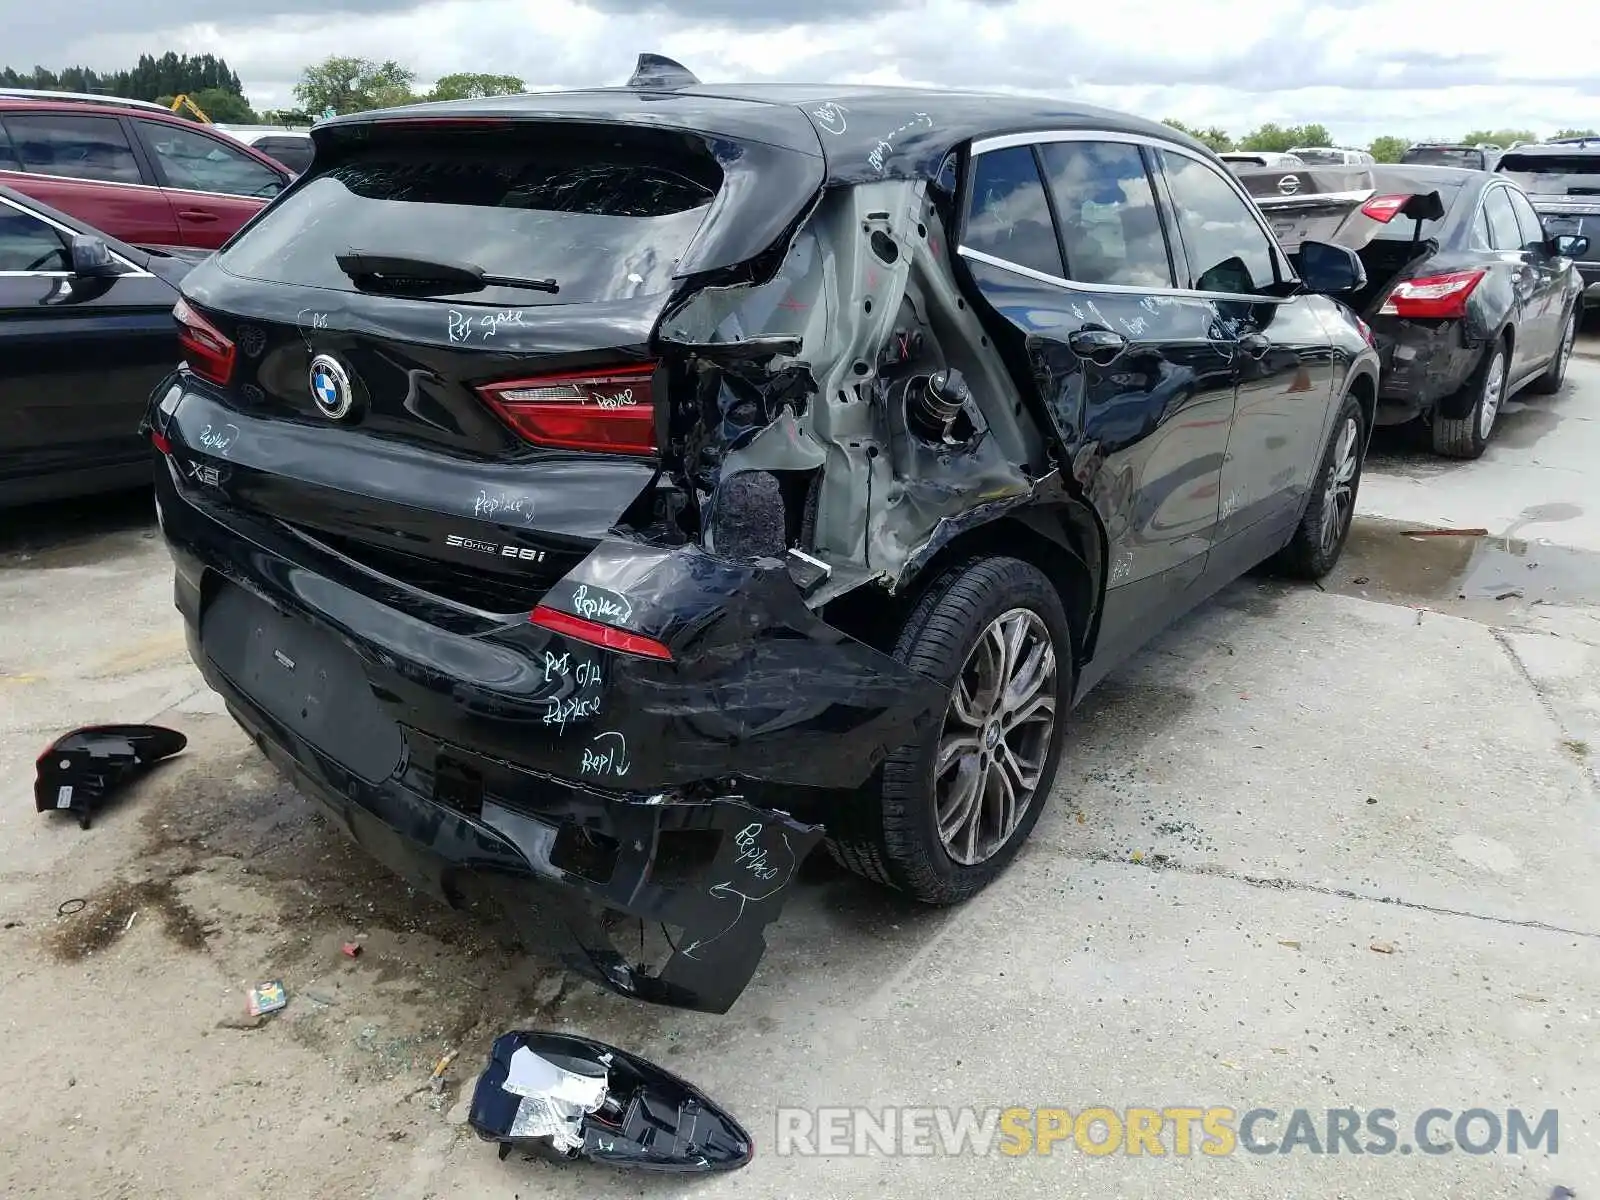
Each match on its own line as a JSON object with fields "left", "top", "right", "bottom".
{"left": 166, "top": 114, "right": 823, "bottom": 614}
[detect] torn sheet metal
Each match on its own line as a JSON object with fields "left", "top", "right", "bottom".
{"left": 658, "top": 179, "right": 1041, "bottom": 597}
{"left": 470, "top": 1031, "right": 753, "bottom": 1172}
{"left": 34, "top": 724, "right": 187, "bottom": 829}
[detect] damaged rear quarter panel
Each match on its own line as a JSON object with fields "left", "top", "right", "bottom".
{"left": 657, "top": 177, "right": 1047, "bottom": 594}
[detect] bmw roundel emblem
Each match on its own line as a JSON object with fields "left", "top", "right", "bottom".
{"left": 308, "top": 354, "right": 354, "bottom": 420}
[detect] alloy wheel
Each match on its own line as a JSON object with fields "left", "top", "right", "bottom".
{"left": 1319, "top": 415, "right": 1360, "bottom": 554}
{"left": 1478, "top": 350, "right": 1506, "bottom": 440}
{"left": 934, "top": 608, "right": 1059, "bottom": 866}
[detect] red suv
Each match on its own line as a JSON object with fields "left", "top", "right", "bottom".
{"left": 0, "top": 95, "right": 292, "bottom": 250}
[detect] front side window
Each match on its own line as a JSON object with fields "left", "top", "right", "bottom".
{"left": 1037, "top": 141, "right": 1174, "bottom": 288}
{"left": 135, "top": 121, "right": 284, "bottom": 198}
{"left": 1506, "top": 188, "right": 1547, "bottom": 251}
{"left": 0, "top": 203, "right": 68, "bottom": 272}
{"left": 963, "top": 145, "right": 1065, "bottom": 279}
{"left": 2, "top": 114, "right": 142, "bottom": 185}
{"left": 1158, "top": 150, "right": 1278, "bottom": 294}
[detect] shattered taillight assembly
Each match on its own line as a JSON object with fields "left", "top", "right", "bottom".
{"left": 1360, "top": 194, "right": 1414, "bottom": 223}
{"left": 476, "top": 363, "right": 657, "bottom": 456}
{"left": 1378, "top": 269, "right": 1486, "bottom": 320}
{"left": 173, "top": 298, "right": 236, "bottom": 385}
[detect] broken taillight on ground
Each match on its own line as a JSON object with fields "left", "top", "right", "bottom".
{"left": 469, "top": 1031, "right": 753, "bottom": 1172}
{"left": 34, "top": 724, "right": 187, "bottom": 829}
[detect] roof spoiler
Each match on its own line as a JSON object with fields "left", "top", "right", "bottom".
{"left": 625, "top": 53, "right": 700, "bottom": 90}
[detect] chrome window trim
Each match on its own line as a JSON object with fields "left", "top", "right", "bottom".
{"left": 964, "top": 128, "right": 1297, "bottom": 303}
{"left": 0, "top": 192, "right": 153, "bottom": 278}
{"left": 0, "top": 168, "right": 281, "bottom": 202}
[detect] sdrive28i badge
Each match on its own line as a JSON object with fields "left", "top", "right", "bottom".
{"left": 444, "top": 533, "right": 547, "bottom": 563}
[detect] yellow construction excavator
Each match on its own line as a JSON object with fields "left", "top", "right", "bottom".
{"left": 169, "top": 94, "right": 211, "bottom": 123}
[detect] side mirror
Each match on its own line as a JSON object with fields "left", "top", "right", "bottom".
{"left": 1295, "top": 239, "right": 1367, "bottom": 295}
{"left": 1551, "top": 234, "right": 1590, "bottom": 259}
{"left": 68, "top": 234, "right": 123, "bottom": 279}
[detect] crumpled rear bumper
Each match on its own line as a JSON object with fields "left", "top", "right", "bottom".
{"left": 207, "top": 641, "right": 824, "bottom": 1014}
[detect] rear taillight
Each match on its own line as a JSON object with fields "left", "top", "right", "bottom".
{"left": 149, "top": 430, "right": 172, "bottom": 455}
{"left": 1378, "top": 269, "right": 1486, "bottom": 319}
{"left": 530, "top": 605, "right": 673, "bottom": 661}
{"left": 173, "top": 298, "right": 235, "bottom": 385}
{"left": 1360, "top": 194, "right": 1413, "bottom": 223}
{"left": 477, "top": 364, "right": 657, "bottom": 456}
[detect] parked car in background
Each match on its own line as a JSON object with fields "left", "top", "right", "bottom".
{"left": 0, "top": 94, "right": 291, "bottom": 250}
{"left": 1240, "top": 163, "right": 1586, "bottom": 458}
{"left": 1290, "top": 146, "right": 1375, "bottom": 166}
{"left": 1220, "top": 150, "right": 1305, "bottom": 171}
{"left": 1494, "top": 142, "right": 1600, "bottom": 309}
{"left": 214, "top": 125, "right": 314, "bottom": 175}
{"left": 146, "top": 59, "right": 1379, "bottom": 1014}
{"left": 1399, "top": 142, "right": 1501, "bottom": 171}
{"left": 0, "top": 184, "right": 194, "bottom": 506}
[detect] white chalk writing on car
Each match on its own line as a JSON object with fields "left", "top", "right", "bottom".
{"left": 543, "top": 694, "right": 601, "bottom": 733}
{"left": 579, "top": 730, "right": 630, "bottom": 778}
{"left": 197, "top": 423, "right": 240, "bottom": 456}
{"left": 570, "top": 584, "right": 632, "bottom": 624}
{"left": 473, "top": 490, "right": 534, "bottom": 523}
{"left": 812, "top": 102, "right": 848, "bottom": 135}
{"left": 447, "top": 309, "right": 527, "bottom": 344}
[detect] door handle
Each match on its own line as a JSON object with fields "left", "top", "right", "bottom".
{"left": 176, "top": 209, "right": 220, "bottom": 222}
{"left": 1067, "top": 327, "right": 1128, "bottom": 362}
{"left": 1238, "top": 331, "right": 1271, "bottom": 359}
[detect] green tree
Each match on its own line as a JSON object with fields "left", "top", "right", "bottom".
{"left": 1368, "top": 135, "right": 1409, "bottom": 163}
{"left": 294, "top": 56, "right": 418, "bottom": 115}
{"left": 1241, "top": 122, "right": 1333, "bottom": 151}
{"left": 1553, "top": 128, "right": 1599, "bottom": 140}
{"left": 1460, "top": 128, "right": 1538, "bottom": 147}
{"left": 428, "top": 72, "right": 525, "bottom": 101}
{"left": 1160, "top": 118, "right": 1233, "bottom": 152}
{"left": 0, "top": 52, "right": 247, "bottom": 105}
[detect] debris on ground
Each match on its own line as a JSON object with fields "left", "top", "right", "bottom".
{"left": 341, "top": 941, "right": 362, "bottom": 959}
{"left": 33, "top": 724, "right": 187, "bottom": 829}
{"left": 246, "top": 981, "right": 288, "bottom": 1016}
{"left": 1369, "top": 941, "right": 1397, "bottom": 955}
{"left": 1278, "top": 940, "right": 1301, "bottom": 950}
{"left": 430, "top": 1049, "right": 458, "bottom": 1094}
{"left": 469, "top": 1031, "right": 753, "bottom": 1171}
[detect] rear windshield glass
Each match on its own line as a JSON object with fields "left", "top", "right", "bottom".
{"left": 1292, "top": 149, "right": 1348, "bottom": 165}
{"left": 1400, "top": 147, "right": 1485, "bottom": 169}
{"left": 217, "top": 125, "right": 721, "bottom": 306}
{"left": 1496, "top": 155, "right": 1600, "bottom": 195}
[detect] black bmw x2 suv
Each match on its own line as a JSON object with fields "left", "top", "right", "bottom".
{"left": 144, "top": 55, "right": 1379, "bottom": 1013}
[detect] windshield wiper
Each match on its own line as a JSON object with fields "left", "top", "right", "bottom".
{"left": 335, "top": 250, "right": 559, "bottom": 295}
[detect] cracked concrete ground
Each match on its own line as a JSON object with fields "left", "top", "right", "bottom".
{"left": 3, "top": 342, "right": 1599, "bottom": 1198}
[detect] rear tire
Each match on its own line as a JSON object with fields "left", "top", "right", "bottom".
{"left": 1432, "top": 337, "right": 1508, "bottom": 459}
{"left": 1272, "top": 390, "right": 1365, "bottom": 581}
{"left": 1528, "top": 306, "right": 1577, "bottom": 395}
{"left": 827, "top": 556, "right": 1074, "bottom": 905}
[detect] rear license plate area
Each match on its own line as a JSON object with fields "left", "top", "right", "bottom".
{"left": 201, "top": 580, "right": 404, "bottom": 783}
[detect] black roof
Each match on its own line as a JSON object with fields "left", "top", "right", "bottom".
{"left": 318, "top": 81, "right": 1210, "bottom": 186}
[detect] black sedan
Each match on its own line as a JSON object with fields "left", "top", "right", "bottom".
{"left": 0, "top": 185, "right": 197, "bottom": 507}
{"left": 1241, "top": 164, "right": 1587, "bottom": 458}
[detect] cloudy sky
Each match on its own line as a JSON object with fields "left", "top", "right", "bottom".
{"left": 15, "top": 0, "right": 1600, "bottom": 144}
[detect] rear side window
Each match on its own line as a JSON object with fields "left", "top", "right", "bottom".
{"left": 1038, "top": 141, "right": 1173, "bottom": 288}
{"left": 218, "top": 125, "right": 723, "bottom": 306}
{"left": 963, "top": 146, "right": 1065, "bottom": 279}
{"left": 3, "top": 113, "right": 142, "bottom": 185}
{"left": 0, "top": 202, "right": 68, "bottom": 272}
{"left": 1158, "top": 150, "right": 1278, "bottom": 294}
{"left": 134, "top": 121, "right": 284, "bottom": 198}
{"left": 0, "top": 125, "right": 20, "bottom": 173}
{"left": 1483, "top": 187, "right": 1522, "bottom": 252}
{"left": 254, "top": 136, "right": 313, "bottom": 173}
